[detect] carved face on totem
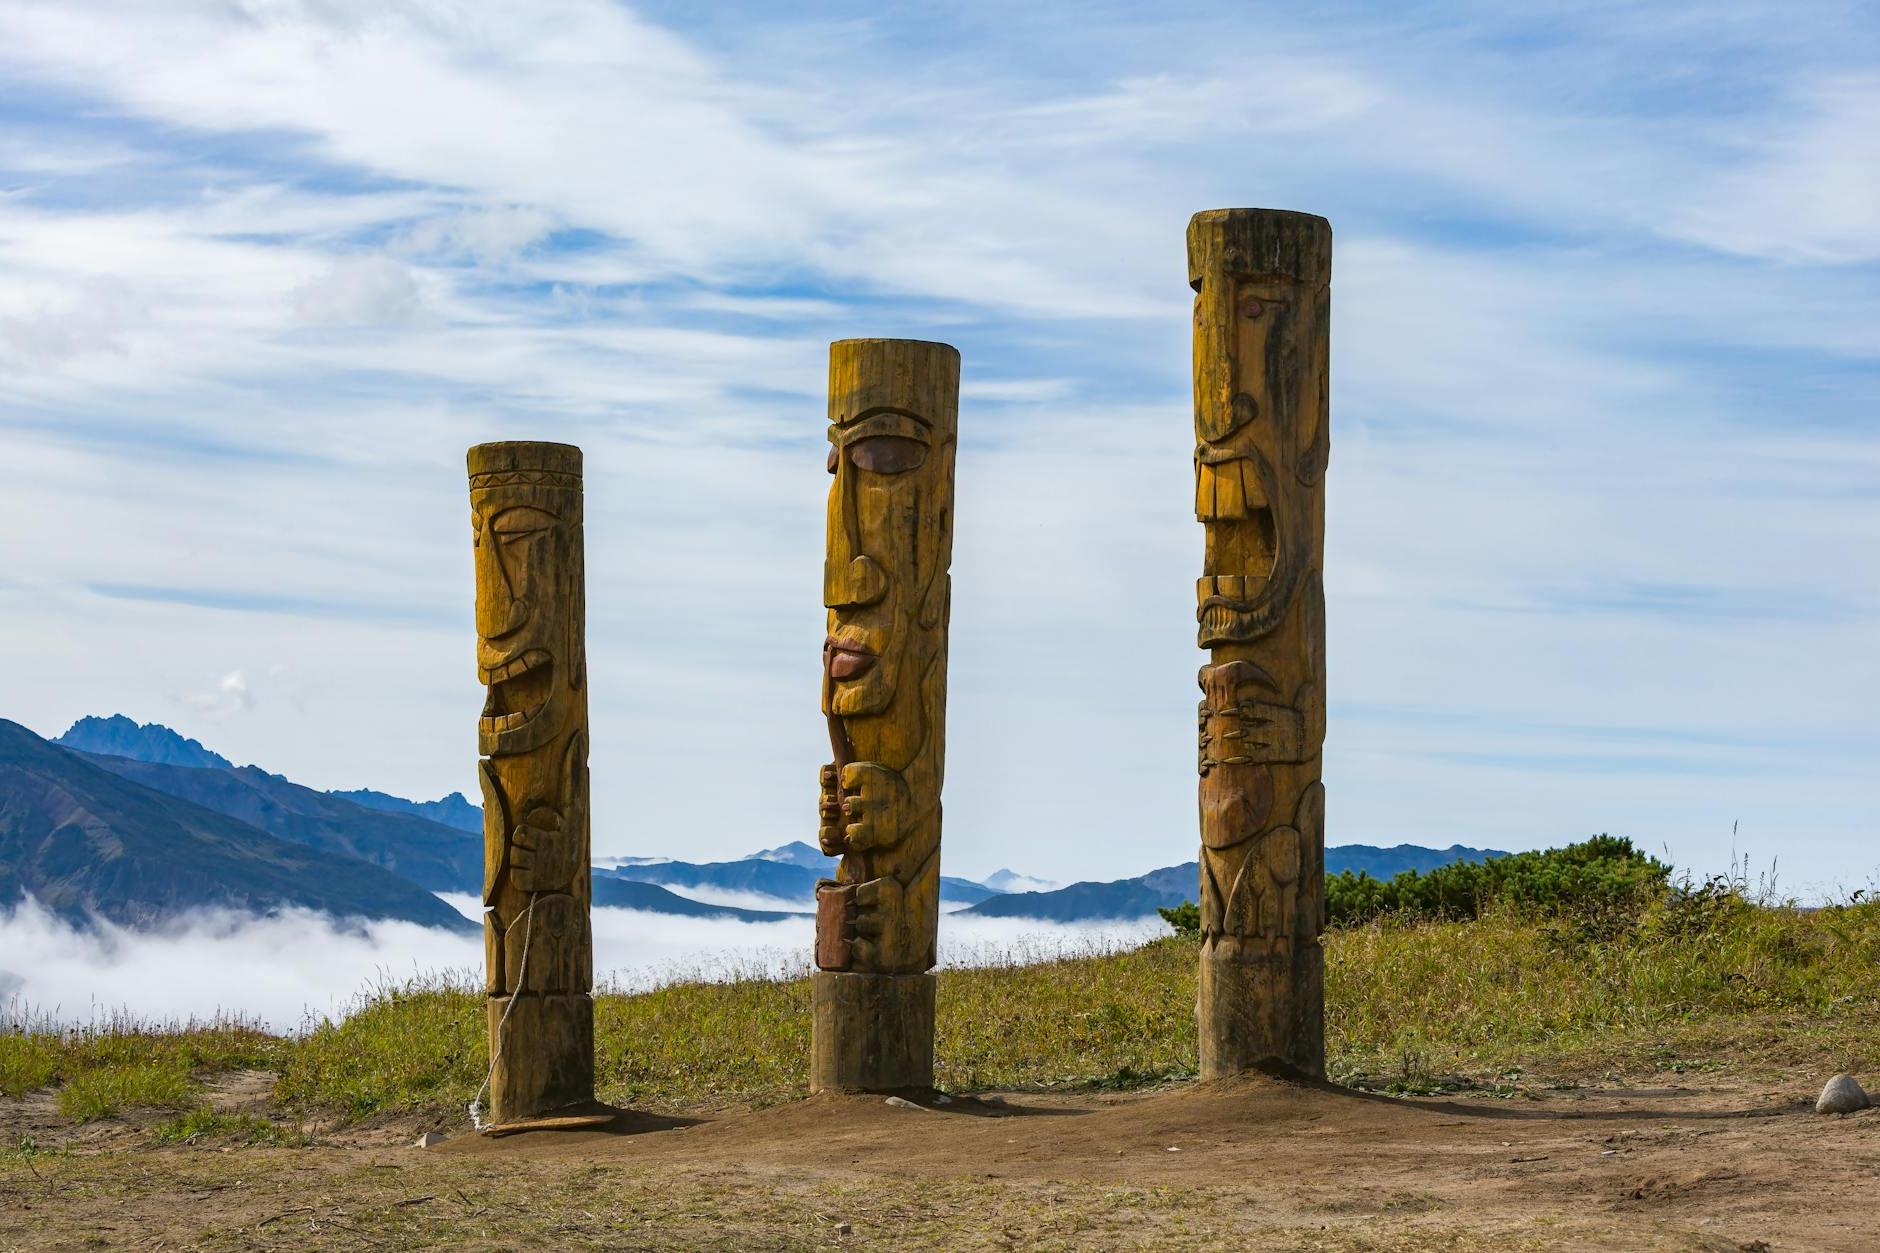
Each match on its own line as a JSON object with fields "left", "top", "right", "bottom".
{"left": 471, "top": 465, "right": 585, "bottom": 758}
{"left": 822, "top": 406, "right": 956, "bottom": 731}
{"left": 1193, "top": 281, "right": 1329, "bottom": 648}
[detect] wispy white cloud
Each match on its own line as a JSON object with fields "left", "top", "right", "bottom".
{"left": 292, "top": 255, "right": 427, "bottom": 326}
{"left": 183, "top": 669, "right": 256, "bottom": 716}
{"left": 1667, "top": 75, "right": 1880, "bottom": 263}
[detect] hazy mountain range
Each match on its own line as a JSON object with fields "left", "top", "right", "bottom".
{"left": 0, "top": 719, "right": 470, "bottom": 933}
{"left": 1, "top": 715, "right": 1510, "bottom": 932}
{"left": 962, "top": 844, "right": 1508, "bottom": 922}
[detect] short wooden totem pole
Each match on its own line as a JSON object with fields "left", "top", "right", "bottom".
{"left": 812, "top": 339, "right": 959, "bottom": 1092}
{"left": 1188, "top": 210, "right": 1330, "bottom": 1079}
{"left": 468, "top": 441, "right": 595, "bottom": 1124}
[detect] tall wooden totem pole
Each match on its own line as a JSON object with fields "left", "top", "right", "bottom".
{"left": 468, "top": 441, "right": 595, "bottom": 1124}
{"left": 1188, "top": 210, "right": 1331, "bottom": 1079}
{"left": 812, "top": 339, "right": 959, "bottom": 1092}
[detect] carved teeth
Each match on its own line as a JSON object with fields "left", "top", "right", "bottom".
{"left": 1197, "top": 574, "right": 1267, "bottom": 609}
{"left": 478, "top": 705, "right": 545, "bottom": 736}
{"left": 480, "top": 648, "right": 550, "bottom": 685}
{"left": 1200, "top": 603, "right": 1239, "bottom": 635}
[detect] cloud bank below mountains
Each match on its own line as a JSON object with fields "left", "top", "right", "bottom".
{"left": 0, "top": 896, "right": 1166, "bottom": 1032}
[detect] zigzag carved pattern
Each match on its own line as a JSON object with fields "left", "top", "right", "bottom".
{"left": 470, "top": 470, "right": 581, "bottom": 490}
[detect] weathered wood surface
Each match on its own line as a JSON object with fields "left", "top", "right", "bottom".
{"left": 468, "top": 440, "right": 595, "bottom": 1124}
{"left": 1187, "top": 210, "right": 1330, "bottom": 1079}
{"left": 813, "top": 338, "right": 958, "bottom": 1092}
{"left": 810, "top": 971, "right": 936, "bottom": 1092}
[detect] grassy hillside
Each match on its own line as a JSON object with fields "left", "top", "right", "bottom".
{"left": 7, "top": 879, "right": 1878, "bottom": 1126}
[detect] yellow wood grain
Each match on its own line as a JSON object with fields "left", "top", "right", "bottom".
{"left": 468, "top": 440, "right": 594, "bottom": 1123}
{"left": 813, "top": 338, "right": 959, "bottom": 1092}
{"left": 1187, "top": 210, "right": 1332, "bottom": 1079}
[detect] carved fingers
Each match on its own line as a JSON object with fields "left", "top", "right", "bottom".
{"left": 489, "top": 732, "right": 587, "bottom": 895}
{"left": 849, "top": 874, "right": 908, "bottom": 970}
{"left": 817, "top": 763, "right": 844, "bottom": 856}
{"left": 835, "top": 762, "right": 912, "bottom": 854}
{"left": 511, "top": 801, "right": 583, "bottom": 892}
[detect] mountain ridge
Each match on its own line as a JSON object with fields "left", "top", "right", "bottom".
{"left": 327, "top": 788, "right": 483, "bottom": 834}
{"left": 72, "top": 751, "right": 482, "bottom": 894}
{"left": 963, "top": 845, "right": 1509, "bottom": 921}
{"left": 33, "top": 715, "right": 1515, "bottom": 926}
{"left": 0, "top": 720, "right": 474, "bottom": 933}
{"left": 54, "top": 715, "right": 233, "bottom": 770}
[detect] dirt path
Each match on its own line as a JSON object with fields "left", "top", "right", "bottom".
{"left": 4, "top": 1075, "right": 1873, "bottom": 1249}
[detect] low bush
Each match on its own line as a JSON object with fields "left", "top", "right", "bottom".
{"left": 1158, "top": 835, "right": 1670, "bottom": 934}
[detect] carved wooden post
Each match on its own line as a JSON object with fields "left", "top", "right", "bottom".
{"left": 1188, "top": 210, "right": 1330, "bottom": 1079}
{"left": 812, "top": 339, "right": 959, "bottom": 1092}
{"left": 468, "top": 441, "right": 594, "bottom": 1124}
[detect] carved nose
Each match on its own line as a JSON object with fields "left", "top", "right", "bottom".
{"left": 825, "top": 555, "right": 887, "bottom": 608}
{"left": 476, "top": 592, "right": 531, "bottom": 641}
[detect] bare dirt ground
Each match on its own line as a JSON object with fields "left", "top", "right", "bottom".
{"left": 3, "top": 1073, "right": 1874, "bottom": 1250}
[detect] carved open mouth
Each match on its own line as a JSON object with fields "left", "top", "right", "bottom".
{"left": 1198, "top": 553, "right": 1300, "bottom": 646}
{"left": 1200, "top": 570, "right": 1275, "bottom": 621}
{"left": 823, "top": 635, "right": 877, "bottom": 682}
{"left": 480, "top": 648, "right": 553, "bottom": 737}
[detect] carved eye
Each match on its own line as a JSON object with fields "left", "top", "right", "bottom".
{"left": 848, "top": 436, "right": 926, "bottom": 474}
{"left": 827, "top": 445, "right": 839, "bottom": 474}
{"left": 491, "top": 506, "right": 557, "bottom": 537}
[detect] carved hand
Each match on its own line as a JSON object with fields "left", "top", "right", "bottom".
{"left": 850, "top": 874, "right": 920, "bottom": 971}
{"left": 817, "top": 763, "right": 844, "bottom": 856}
{"left": 836, "top": 762, "right": 913, "bottom": 854}
{"left": 511, "top": 733, "right": 587, "bottom": 893}
{"left": 510, "top": 809, "right": 583, "bottom": 892}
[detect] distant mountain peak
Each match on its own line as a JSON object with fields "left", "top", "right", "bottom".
{"left": 982, "top": 868, "right": 1061, "bottom": 894}
{"left": 329, "top": 787, "right": 482, "bottom": 834}
{"left": 2, "top": 718, "right": 473, "bottom": 934}
{"left": 54, "top": 715, "right": 233, "bottom": 769}
{"left": 748, "top": 840, "right": 835, "bottom": 871}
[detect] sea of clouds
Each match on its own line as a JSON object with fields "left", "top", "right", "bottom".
{"left": 0, "top": 896, "right": 1166, "bottom": 1033}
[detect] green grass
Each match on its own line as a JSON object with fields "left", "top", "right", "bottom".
{"left": 55, "top": 1062, "right": 199, "bottom": 1121}
{"left": 151, "top": 1107, "right": 306, "bottom": 1146}
{"left": 1325, "top": 893, "right": 1880, "bottom": 1089}
{"left": 10, "top": 891, "right": 1880, "bottom": 1124}
{"left": 275, "top": 936, "right": 1199, "bottom": 1116}
{"left": 1, "top": 1010, "right": 277, "bottom": 1100}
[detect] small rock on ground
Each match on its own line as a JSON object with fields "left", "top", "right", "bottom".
{"left": 883, "top": 1096, "right": 927, "bottom": 1111}
{"left": 414, "top": 1131, "right": 448, "bottom": 1148}
{"left": 1816, "top": 1074, "right": 1869, "bottom": 1115}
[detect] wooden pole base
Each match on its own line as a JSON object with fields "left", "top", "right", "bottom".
{"left": 487, "top": 993, "right": 595, "bottom": 1124}
{"left": 810, "top": 971, "right": 935, "bottom": 1093}
{"left": 1197, "top": 939, "right": 1325, "bottom": 1079}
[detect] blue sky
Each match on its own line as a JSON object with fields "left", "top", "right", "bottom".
{"left": 0, "top": 0, "right": 1874, "bottom": 890}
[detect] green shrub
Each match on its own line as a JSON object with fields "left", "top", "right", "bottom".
{"left": 1162, "top": 836, "right": 1671, "bottom": 935}
{"left": 1156, "top": 901, "right": 1200, "bottom": 935}
{"left": 1327, "top": 835, "right": 1669, "bottom": 926}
